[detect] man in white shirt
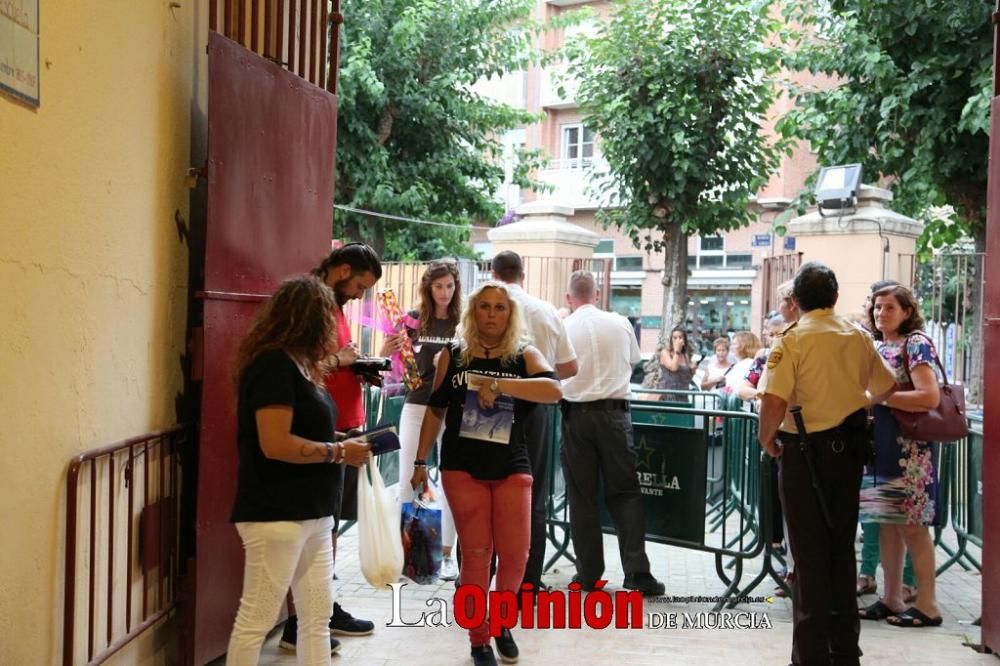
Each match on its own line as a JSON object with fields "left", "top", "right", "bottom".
{"left": 491, "top": 251, "right": 579, "bottom": 595}
{"left": 560, "top": 270, "right": 664, "bottom": 597}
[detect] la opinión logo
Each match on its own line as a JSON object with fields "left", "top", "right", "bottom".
{"left": 386, "top": 580, "right": 644, "bottom": 636}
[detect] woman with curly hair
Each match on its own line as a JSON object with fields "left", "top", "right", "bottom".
{"left": 227, "top": 276, "right": 372, "bottom": 664}
{"left": 409, "top": 281, "right": 563, "bottom": 666}
{"left": 857, "top": 285, "right": 943, "bottom": 628}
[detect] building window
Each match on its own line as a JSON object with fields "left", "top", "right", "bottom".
{"left": 594, "top": 238, "right": 614, "bottom": 255}
{"left": 687, "top": 255, "right": 698, "bottom": 268}
{"left": 610, "top": 287, "right": 642, "bottom": 318}
{"left": 688, "top": 289, "right": 752, "bottom": 343}
{"left": 562, "top": 123, "right": 595, "bottom": 166}
{"left": 615, "top": 256, "right": 643, "bottom": 271}
{"left": 726, "top": 253, "right": 752, "bottom": 268}
{"left": 700, "top": 236, "right": 724, "bottom": 252}
{"left": 700, "top": 255, "right": 724, "bottom": 268}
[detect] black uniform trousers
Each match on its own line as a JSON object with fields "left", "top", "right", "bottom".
{"left": 560, "top": 401, "right": 651, "bottom": 582}
{"left": 521, "top": 404, "right": 552, "bottom": 589}
{"left": 778, "top": 411, "right": 867, "bottom": 666}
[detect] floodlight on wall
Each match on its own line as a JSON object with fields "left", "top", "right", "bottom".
{"left": 814, "top": 163, "right": 863, "bottom": 218}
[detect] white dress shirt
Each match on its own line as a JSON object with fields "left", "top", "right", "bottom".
{"left": 506, "top": 283, "right": 577, "bottom": 366}
{"left": 562, "top": 304, "right": 640, "bottom": 401}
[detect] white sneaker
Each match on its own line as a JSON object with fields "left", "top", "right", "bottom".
{"left": 439, "top": 555, "right": 459, "bottom": 581}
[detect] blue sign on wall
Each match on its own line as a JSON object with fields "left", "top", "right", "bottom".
{"left": 784, "top": 236, "right": 796, "bottom": 251}
{"left": 751, "top": 234, "right": 771, "bottom": 247}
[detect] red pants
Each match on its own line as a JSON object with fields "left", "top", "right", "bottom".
{"left": 442, "top": 470, "right": 532, "bottom": 646}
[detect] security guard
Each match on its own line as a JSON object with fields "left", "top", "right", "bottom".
{"left": 758, "top": 262, "right": 897, "bottom": 666}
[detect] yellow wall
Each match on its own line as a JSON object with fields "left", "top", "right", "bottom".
{"left": 795, "top": 232, "right": 918, "bottom": 319}
{"left": 0, "top": 2, "right": 202, "bottom": 663}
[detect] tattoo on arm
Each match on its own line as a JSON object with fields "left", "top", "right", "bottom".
{"left": 300, "top": 443, "right": 322, "bottom": 458}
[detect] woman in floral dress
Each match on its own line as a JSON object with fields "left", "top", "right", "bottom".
{"left": 858, "top": 285, "right": 943, "bottom": 627}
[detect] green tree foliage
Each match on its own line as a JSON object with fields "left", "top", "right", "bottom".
{"left": 777, "top": 0, "right": 993, "bottom": 253}
{"left": 568, "top": 0, "right": 787, "bottom": 337}
{"left": 334, "top": 0, "right": 547, "bottom": 259}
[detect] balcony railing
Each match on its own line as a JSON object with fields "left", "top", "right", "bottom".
{"left": 535, "top": 157, "right": 613, "bottom": 210}
{"left": 540, "top": 63, "right": 579, "bottom": 108}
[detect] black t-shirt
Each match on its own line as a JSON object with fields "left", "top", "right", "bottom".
{"left": 429, "top": 343, "right": 550, "bottom": 480}
{"left": 405, "top": 311, "right": 458, "bottom": 405}
{"left": 230, "top": 349, "right": 341, "bottom": 522}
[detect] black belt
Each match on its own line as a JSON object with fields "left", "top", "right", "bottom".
{"left": 561, "top": 399, "right": 629, "bottom": 412}
{"left": 778, "top": 408, "right": 867, "bottom": 449}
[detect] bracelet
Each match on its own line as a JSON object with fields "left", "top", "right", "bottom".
{"left": 333, "top": 442, "right": 345, "bottom": 464}
{"left": 324, "top": 442, "right": 335, "bottom": 464}
{"left": 413, "top": 459, "right": 427, "bottom": 467}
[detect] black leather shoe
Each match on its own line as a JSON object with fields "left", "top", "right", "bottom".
{"left": 623, "top": 572, "right": 665, "bottom": 597}
{"left": 471, "top": 644, "right": 498, "bottom": 666}
{"left": 570, "top": 574, "right": 598, "bottom": 591}
{"left": 494, "top": 627, "right": 519, "bottom": 663}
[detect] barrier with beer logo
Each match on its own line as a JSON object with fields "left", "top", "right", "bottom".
{"left": 543, "top": 394, "right": 785, "bottom": 610}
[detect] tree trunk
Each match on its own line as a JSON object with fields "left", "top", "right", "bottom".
{"left": 660, "top": 221, "right": 689, "bottom": 342}
{"left": 642, "top": 222, "right": 689, "bottom": 387}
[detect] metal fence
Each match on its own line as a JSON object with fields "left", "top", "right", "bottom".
{"left": 760, "top": 252, "right": 803, "bottom": 325}
{"left": 898, "top": 252, "right": 985, "bottom": 405}
{"left": 63, "top": 426, "right": 189, "bottom": 666}
{"left": 542, "top": 394, "right": 784, "bottom": 611}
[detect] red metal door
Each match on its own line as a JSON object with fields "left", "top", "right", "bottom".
{"left": 981, "top": 2, "right": 1000, "bottom": 652}
{"left": 186, "top": 31, "right": 338, "bottom": 665}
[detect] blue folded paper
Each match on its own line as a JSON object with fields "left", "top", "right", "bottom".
{"left": 357, "top": 424, "right": 400, "bottom": 455}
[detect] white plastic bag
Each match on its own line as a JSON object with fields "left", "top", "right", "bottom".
{"left": 357, "top": 456, "right": 404, "bottom": 588}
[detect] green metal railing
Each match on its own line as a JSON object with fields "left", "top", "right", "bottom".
{"left": 935, "top": 413, "right": 984, "bottom": 575}
{"left": 543, "top": 398, "right": 784, "bottom": 610}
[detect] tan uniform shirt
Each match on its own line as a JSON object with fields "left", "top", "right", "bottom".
{"left": 758, "top": 308, "right": 896, "bottom": 433}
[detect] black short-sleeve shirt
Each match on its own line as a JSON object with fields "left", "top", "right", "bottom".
{"left": 230, "top": 349, "right": 341, "bottom": 522}
{"left": 429, "top": 344, "right": 549, "bottom": 480}
{"left": 405, "top": 311, "right": 458, "bottom": 406}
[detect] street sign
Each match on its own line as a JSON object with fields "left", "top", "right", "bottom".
{"left": 751, "top": 234, "right": 771, "bottom": 247}
{"left": 784, "top": 236, "right": 796, "bottom": 251}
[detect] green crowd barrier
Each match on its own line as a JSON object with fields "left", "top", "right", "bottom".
{"left": 935, "top": 413, "right": 983, "bottom": 576}
{"left": 543, "top": 395, "right": 783, "bottom": 610}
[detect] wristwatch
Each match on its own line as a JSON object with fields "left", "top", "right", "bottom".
{"left": 489, "top": 379, "right": 500, "bottom": 395}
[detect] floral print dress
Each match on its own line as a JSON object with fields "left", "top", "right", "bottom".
{"left": 858, "top": 336, "right": 941, "bottom": 526}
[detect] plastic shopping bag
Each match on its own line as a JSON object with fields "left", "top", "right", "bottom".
{"left": 400, "top": 501, "right": 442, "bottom": 584}
{"left": 357, "top": 457, "right": 404, "bottom": 588}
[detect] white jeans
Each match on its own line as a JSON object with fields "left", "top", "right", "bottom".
{"left": 398, "top": 402, "right": 456, "bottom": 549}
{"left": 227, "top": 517, "right": 335, "bottom": 666}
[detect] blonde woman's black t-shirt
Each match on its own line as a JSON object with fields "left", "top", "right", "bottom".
{"left": 405, "top": 311, "right": 457, "bottom": 405}
{"left": 429, "top": 343, "right": 553, "bottom": 480}
{"left": 230, "top": 349, "right": 340, "bottom": 522}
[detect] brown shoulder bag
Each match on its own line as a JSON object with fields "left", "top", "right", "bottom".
{"left": 891, "top": 332, "right": 968, "bottom": 443}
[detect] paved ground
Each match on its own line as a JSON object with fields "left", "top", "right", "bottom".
{"left": 227, "top": 505, "right": 993, "bottom": 666}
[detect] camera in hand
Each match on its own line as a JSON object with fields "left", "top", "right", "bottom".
{"left": 350, "top": 357, "right": 393, "bottom": 374}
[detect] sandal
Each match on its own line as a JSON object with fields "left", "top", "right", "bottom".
{"left": 856, "top": 575, "right": 877, "bottom": 596}
{"left": 887, "top": 607, "right": 943, "bottom": 628}
{"left": 859, "top": 600, "right": 899, "bottom": 621}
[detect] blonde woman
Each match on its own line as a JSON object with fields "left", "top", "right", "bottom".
{"left": 725, "top": 331, "right": 761, "bottom": 394}
{"left": 410, "top": 281, "right": 562, "bottom": 666}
